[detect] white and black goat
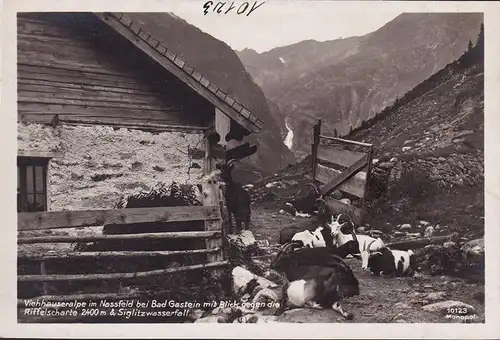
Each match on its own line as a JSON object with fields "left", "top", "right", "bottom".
{"left": 328, "top": 214, "right": 386, "bottom": 262}
{"left": 279, "top": 211, "right": 363, "bottom": 259}
{"left": 361, "top": 244, "right": 416, "bottom": 277}
{"left": 278, "top": 196, "right": 337, "bottom": 247}
{"left": 270, "top": 243, "right": 360, "bottom": 320}
{"left": 280, "top": 224, "right": 334, "bottom": 249}
{"left": 215, "top": 159, "right": 251, "bottom": 233}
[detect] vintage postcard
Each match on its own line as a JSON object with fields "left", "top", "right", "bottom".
{"left": 1, "top": 0, "right": 499, "bottom": 338}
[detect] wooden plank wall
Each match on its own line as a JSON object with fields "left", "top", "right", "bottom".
{"left": 17, "top": 13, "right": 211, "bottom": 129}
{"left": 17, "top": 204, "right": 227, "bottom": 305}
{"left": 18, "top": 205, "right": 220, "bottom": 231}
{"left": 313, "top": 133, "right": 373, "bottom": 225}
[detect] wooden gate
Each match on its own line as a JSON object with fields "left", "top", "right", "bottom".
{"left": 311, "top": 119, "right": 374, "bottom": 225}
{"left": 17, "top": 180, "right": 227, "bottom": 322}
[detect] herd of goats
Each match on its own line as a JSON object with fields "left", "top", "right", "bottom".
{"left": 206, "top": 159, "right": 417, "bottom": 320}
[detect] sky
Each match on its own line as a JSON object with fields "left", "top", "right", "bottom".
{"left": 162, "top": 1, "right": 402, "bottom": 53}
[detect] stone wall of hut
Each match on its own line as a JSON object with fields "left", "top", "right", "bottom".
{"left": 17, "top": 122, "right": 205, "bottom": 211}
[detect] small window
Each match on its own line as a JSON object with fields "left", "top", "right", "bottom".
{"left": 17, "top": 157, "right": 49, "bottom": 212}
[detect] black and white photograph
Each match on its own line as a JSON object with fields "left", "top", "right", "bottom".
{"left": 1, "top": 0, "right": 500, "bottom": 338}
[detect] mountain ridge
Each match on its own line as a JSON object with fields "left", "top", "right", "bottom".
{"left": 236, "top": 13, "right": 483, "bottom": 160}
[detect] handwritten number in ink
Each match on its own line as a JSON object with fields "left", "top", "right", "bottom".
{"left": 247, "top": 1, "right": 265, "bottom": 16}
{"left": 237, "top": 2, "right": 249, "bottom": 14}
{"left": 203, "top": 1, "right": 213, "bottom": 15}
{"left": 202, "top": 1, "right": 265, "bottom": 16}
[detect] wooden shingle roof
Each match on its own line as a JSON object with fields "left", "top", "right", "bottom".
{"left": 94, "top": 12, "right": 264, "bottom": 133}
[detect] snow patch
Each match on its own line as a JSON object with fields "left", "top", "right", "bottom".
{"left": 279, "top": 57, "right": 286, "bottom": 64}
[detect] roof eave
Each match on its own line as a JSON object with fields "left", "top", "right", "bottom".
{"left": 94, "top": 12, "right": 263, "bottom": 134}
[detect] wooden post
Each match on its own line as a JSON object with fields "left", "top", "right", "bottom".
{"left": 360, "top": 145, "right": 374, "bottom": 226}
{"left": 203, "top": 136, "right": 212, "bottom": 175}
{"left": 202, "top": 135, "right": 224, "bottom": 278}
{"left": 46, "top": 159, "right": 52, "bottom": 212}
{"left": 311, "top": 119, "right": 322, "bottom": 181}
{"left": 206, "top": 133, "right": 232, "bottom": 235}
{"left": 217, "top": 183, "right": 229, "bottom": 259}
{"left": 202, "top": 179, "right": 225, "bottom": 279}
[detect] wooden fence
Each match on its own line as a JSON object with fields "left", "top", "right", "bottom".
{"left": 311, "top": 119, "right": 374, "bottom": 225}
{"left": 17, "top": 180, "right": 227, "bottom": 320}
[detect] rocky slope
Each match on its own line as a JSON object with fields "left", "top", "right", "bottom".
{"left": 236, "top": 13, "right": 483, "bottom": 160}
{"left": 125, "top": 13, "right": 295, "bottom": 177}
{"left": 246, "top": 35, "right": 484, "bottom": 242}
{"left": 348, "top": 37, "right": 484, "bottom": 232}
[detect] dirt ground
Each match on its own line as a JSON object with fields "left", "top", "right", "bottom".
{"left": 17, "top": 187, "right": 484, "bottom": 324}
{"left": 249, "top": 206, "right": 485, "bottom": 323}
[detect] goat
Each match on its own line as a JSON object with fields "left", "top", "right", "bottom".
{"left": 278, "top": 222, "right": 359, "bottom": 265}
{"left": 362, "top": 246, "right": 416, "bottom": 277}
{"left": 315, "top": 197, "right": 336, "bottom": 226}
{"left": 215, "top": 159, "right": 251, "bottom": 234}
{"left": 270, "top": 243, "right": 360, "bottom": 319}
{"left": 279, "top": 214, "right": 363, "bottom": 258}
{"left": 280, "top": 224, "right": 334, "bottom": 247}
{"left": 289, "top": 183, "right": 322, "bottom": 214}
{"left": 328, "top": 214, "right": 385, "bottom": 261}
{"left": 359, "top": 237, "right": 386, "bottom": 270}
{"left": 278, "top": 197, "right": 336, "bottom": 246}
{"left": 290, "top": 226, "right": 331, "bottom": 249}
{"left": 326, "top": 214, "right": 361, "bottom": 259}
{"left": 279, "top": 224, "right": 309, "bottom": 245}
{"left": 327, "top": 219, "right": 361, "bottom": 259}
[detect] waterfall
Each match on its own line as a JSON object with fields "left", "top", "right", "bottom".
{"left": 284, "top": 120, "right": 294, "bottom": 150}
